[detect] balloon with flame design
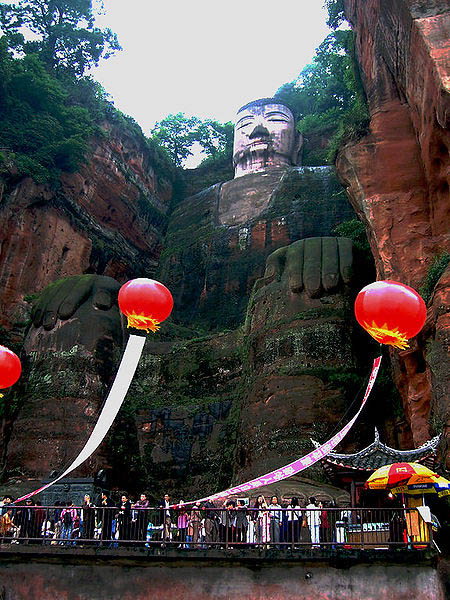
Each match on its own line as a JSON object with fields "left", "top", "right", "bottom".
{"left": 118, "top": 278, "right": 174, "bottom": 333}
{"left": 0, "top": 345, "right": 22, "bottom": 396}
{"left": 354, "top": 281, "right": 426, "bottom": 349}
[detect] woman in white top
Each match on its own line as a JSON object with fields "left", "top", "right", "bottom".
{"left": 306, "top": 496, "right": 321, "bottom": 547}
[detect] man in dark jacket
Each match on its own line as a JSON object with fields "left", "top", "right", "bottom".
{"left": 134, "top": 493, "right": 150, "bottom": 542}
{"left": 235, "top": 500, "right": 249, "bottom": 546}
{"left": 98, "top": 491, "right": 115, "bottom": 544}
{"left": 158, "top": 493, "right": 172, "bottom": 542}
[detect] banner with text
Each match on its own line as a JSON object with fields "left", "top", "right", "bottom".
{"left": 189, "top": 356, "right": 382, "bottom": 505}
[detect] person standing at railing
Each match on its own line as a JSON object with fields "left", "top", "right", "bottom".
{"left": 176, "top": 501, "right": 189, "bottom": 547}
{"left": 319, "top": 502, "right": 330, "bottom": 546}
{"left": 306, "top": 497, "right": 321, "bottom": 548}
{"left": 0, "top": 508, "right": 20, "bottom": 542}
{"left": 268, "top": 496, "right": 282, "bottom": 548}
{"left": 187, "top": 503, "right": 202, "bottom": 547}
{"left": 98, "top": 491, "right": 116, "bottom": 544}
{"left": 117, "top": 493, "right": 132, "bottom": 542}
{"left": 217, "top": 500, "right": 227, "bottom": 543}
{"left": 203, "top": 499, "right": 219, "bottom": 544}
{"left": 256, "top": 495, "right": 270, "bottom": 546}
{"left": 252, "top": 495, "right": 265, "bottom": 545}
{"left": 235, "top": 500, "right": 249, "bottom": 546}
{"left": 60, "top": 502, "right": 77, "bottom": 545}
{"left": 287, "top": 497, "right": 302, "bottom": 545}
{"left": 134, "top": 493, "right": 150, "bottom": 543}
{"left": 31, "top": 501, "right": 46, "bottom": 543}
{"left": 224, "top": 500, "right": 236, "bottom": 545}
{"left": 158, "top": 494, "right": 172, "bottom": 542}
{"left": 15, "top": 498, "right": 34, "bottom": 542}
{"left": 82, "top": 494, "right": 96, "bottom": 543}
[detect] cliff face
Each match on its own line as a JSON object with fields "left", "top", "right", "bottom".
{"left": 0, "top": 119, "right": 173, "bottom": 481}
{"left": 2, "top": 0, "right": 448, "bottom": 496}
{"left": 0, "top": 119, "right": 172, "bottom": 331}
{"left": 160, "top": 166, "right": 355, "bottom": 330}
{"left": 338, "top": 0, "right": 449, "bottom": 466}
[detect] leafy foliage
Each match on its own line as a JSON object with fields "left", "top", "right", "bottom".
{"left": 0, "top": 43, "right": 97, "bottom": 182}
{"left": 152, "top": 113, "right": 201, "bottom": 167}
{"left": 324, "top": 0, "right": 346, "bottom": 29}
{"left": 152, "top": 113, "right": 233, "bottom": 167}
{"left": 419, "top": 252, "right": 450, "bottom": 304}
{"left": 275, "top": 29, "right": 369, "bottom": 165}
{"left": 0, "top": 38, "right": 174, "bottom": 185}
{"left": 0, "top": 0, "right": 121, "bottom": 77}
{"left": 334, "top": 218, "right": 376, "bottom": 285}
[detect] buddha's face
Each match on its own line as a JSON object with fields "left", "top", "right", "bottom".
{"left": 233, "top": 102, "right": 300, "bottom": 177}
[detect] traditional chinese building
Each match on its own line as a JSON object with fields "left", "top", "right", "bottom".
{"left": 312, "top": 430, "right": 441, "bottom": 507}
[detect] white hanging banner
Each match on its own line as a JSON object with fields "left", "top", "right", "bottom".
{"left": 15, "top": 334, "right": 146, "bottom": 503}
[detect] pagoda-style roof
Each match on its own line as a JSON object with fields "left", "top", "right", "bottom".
{"left": 311, "top": 429, "right": 440, "bottom": 472}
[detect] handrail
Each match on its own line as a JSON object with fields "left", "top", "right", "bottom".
{"left": 0, "top": 506, "right": 433, "bottom": 551}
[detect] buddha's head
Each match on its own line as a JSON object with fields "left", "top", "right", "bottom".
{"left": 233, "top": 98, "right": 302, "bottom": 178}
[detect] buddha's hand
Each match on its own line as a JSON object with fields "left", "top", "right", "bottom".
{"left": 262, "top": 237, "right": 353, "bottom": 298}
{"left": 32, "top": 274, "right": 121, "bottom": 330}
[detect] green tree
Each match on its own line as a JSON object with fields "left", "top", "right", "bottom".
{"left": 0, "top": 0, "right": 121, "bottom": 76}
{"left": 275, "top": 29, "right": 369, "bottom": 165}
{"left": 152, "top": 113, "right": 201, "bottom": 167}
{"left": 152, "top": 114, "right": 233, "bottom": 167}
{"left": 194, "top": 119, "right": 233, "bottom": 159}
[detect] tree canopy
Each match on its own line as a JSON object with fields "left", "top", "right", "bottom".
{"left": 275, "top": 29, "right": 369, "bottom": 165}
{"left": 152, "top": 113, "right": 233, "bottom": 167}
{"left": 0, "top": 0, "right": 121, "bottom": 77}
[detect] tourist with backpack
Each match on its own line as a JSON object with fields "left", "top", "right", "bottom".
{"left": 60, "top": 501, "right": 77, "bottom": 545}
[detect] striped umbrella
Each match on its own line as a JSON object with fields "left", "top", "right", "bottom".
{"left": 391, "top": 475, "right": 450, "bottom": 498}
{"left": 366, "top": 462, "right": 446, "bottom": 492}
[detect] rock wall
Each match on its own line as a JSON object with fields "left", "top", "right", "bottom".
{"left": 338, "top": 0, "right": 450, "bottom": 466}
{"left": 159, "top": 166, "right": 355, "bottom": 330}
{"left": 0, "top": 118, "right": 172, "bottom": 331}
{"left": 0, "top": 558, "right": 444, "bottom": 600}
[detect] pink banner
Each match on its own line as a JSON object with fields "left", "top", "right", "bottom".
{"left": 182, "top": 356, "right": 382, "bottom": 506}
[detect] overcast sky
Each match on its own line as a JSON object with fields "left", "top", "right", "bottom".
{"left": 93, "top": 0, "right": 331, "bottom": 134}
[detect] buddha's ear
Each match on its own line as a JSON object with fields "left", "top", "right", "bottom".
{"left": 293, "top": 132, "right": 304, "bottom": 166}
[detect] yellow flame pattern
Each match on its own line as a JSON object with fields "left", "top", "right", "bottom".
{"left": 125, "top": 311, "right": 160, "bottom": 333}
{"left": 363, "top": 320, "right": 409, "bottom": 349}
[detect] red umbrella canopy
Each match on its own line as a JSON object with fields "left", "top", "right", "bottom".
{"left": 0, "top": 345, "right": 22, "bottom": 390}
{"left": 355, "top": 281, "right": 426, "bottom": 349}
{"left": 118, "top": 278, "right": 173, "bottom": 333}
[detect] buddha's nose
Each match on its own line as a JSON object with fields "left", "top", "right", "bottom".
{"left": 249, "top": 124, "right": 270, "bottom": 139}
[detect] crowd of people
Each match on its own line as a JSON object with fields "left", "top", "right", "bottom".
{"left": 0, "top": 492, "right": 357, "bottom": 548}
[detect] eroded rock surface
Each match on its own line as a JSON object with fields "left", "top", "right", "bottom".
{"left": 0, "top": 119, "right": 172, "bottom": 330}
{"left": 339, "top": 0, "right": 450, "bottom": 465}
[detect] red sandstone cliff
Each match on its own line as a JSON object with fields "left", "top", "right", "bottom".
{"left": 0, "top": 119, "right": 172, "bottom": 331}
{"left": 338, "top": 0, "right": 449, "bottom": 466}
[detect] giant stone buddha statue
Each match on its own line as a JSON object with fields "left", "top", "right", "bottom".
{"left": 12, "top": 97, "right": 363, "bottom": 493}
{"left": 233, "top": 98, "right": 303, "bottom": 177}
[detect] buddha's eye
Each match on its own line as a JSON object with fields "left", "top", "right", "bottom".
{"left": 236, "top": 118, "right": 253, "bottom": 130}
{"left": 266, "top": 111, "right": 290, "bottom": 123}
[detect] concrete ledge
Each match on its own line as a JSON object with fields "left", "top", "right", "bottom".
{"left": 0, "top": 543, "right": 438, "bottom": 568}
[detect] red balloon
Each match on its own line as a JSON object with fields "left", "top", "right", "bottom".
{"left": 355, "top": 281, "right": 427, "bottom": 349}
{"left": 0, "top": 345, "right": 22, "bottom": 390}
{"left": 118, "top": 278, "right": 173, "bottom": 333}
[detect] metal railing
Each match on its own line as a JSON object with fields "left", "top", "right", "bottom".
{"left": 0, "top": 506, "right": 433, "bottom": 551}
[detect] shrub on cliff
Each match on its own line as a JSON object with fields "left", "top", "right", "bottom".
{"left": 275, "top": 27, "right": 369, "bottom": 166}
{"left": 0, "top": 46, "right": 96, "bottom": 182}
